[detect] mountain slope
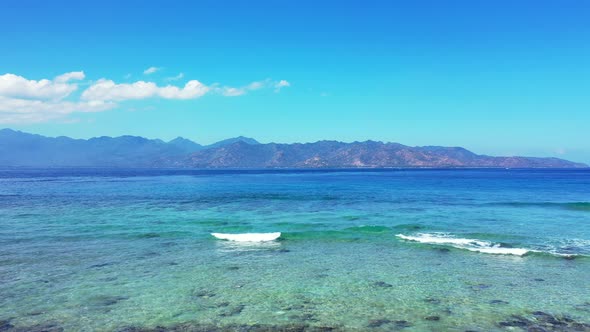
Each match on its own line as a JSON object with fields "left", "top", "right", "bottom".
{"left": 0, "top": 129, "right": 194, "bottom": 167}
{"left": 160, "top": 140, "right": 587, "bottom": 168}
{"left": 204, "top": 136, "right": 260, "bottom": 149}
{"left": 0, "top": 129, "right": 586, "bottom": 168}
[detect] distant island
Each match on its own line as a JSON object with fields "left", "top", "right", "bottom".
{"left": 0, "top": 128, "right": 586, "bottom": 168}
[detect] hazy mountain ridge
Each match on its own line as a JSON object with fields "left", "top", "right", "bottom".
{"left": 0, "top": 129, "right": 586, "bottom": 168}
{"left": 163, "top": 140, "right": 586, "bottom": 168}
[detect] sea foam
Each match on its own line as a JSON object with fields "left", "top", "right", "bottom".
{"left": 211, "top": 232, "right": 281, "bottom": 242}
{"left": 396, "top": 233, "right": 529, "bottom": 256}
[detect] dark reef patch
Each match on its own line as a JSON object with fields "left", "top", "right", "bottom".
{"left": 89, "top": 262, "right": 114, "bottom": 269}
{"left": 394, "top": 320, "right": 412, "bottom": 329}
{"left": 0, "top": 321, "right": 63, "bottom": 332}
{"left": 424, "top": 297, "right": 441, "bottom": 305}
{"left": 191, "top": 289, "right": 216, "bottom": 299}
{"left": 219, "top": 304, "right": 245, "bottom": 317}
{"left": 574, "top": 302, "right": 590, "bottom": 312}
{"left": 367, "top": 319, "right": 391, "bottom": 328}
{"left": 117, "top": 323, "right": 342, "bottom": 331}
{"left": 372, "top": 281, "right": 393, "bottom": 288}
{"left": 0, "top": 321, "right": 14, "bottom": 331}
{"left": 137, "top": 233, "right": 161, "bottom": 239}
{"left": 89, "top": 295, "right": 129, "bottom": 307}
{"left": 470, "top": 283, "right": 491, "bottom": 291}
{"left": 497, "top": 312, "right": 590, "bottom": 331}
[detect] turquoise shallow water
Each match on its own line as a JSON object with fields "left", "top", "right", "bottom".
{"left": 0, "top": 168, "right": 589, "bottom": 331}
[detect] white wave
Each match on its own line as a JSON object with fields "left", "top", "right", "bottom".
{"left": 463, "top": 246, "right": 529, "bottom": 256}
{"left": 211, "top": 232, "right": 281, "bottom": 242}
{"left": 396, "top": 233, "right": 529, "bottom": 256}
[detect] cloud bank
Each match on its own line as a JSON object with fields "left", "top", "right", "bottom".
{"left": 0, "top": 71, "right": 290, "bottom": 123}
{"left": 0, "top": 72, "right": 84, "bottom": 100}
{"left": 81, "top": 79, "right": 210, "bottom": 101}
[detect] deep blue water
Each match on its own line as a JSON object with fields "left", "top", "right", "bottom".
{"left": 0, "top": 168, "right": 589, "bottom": 331}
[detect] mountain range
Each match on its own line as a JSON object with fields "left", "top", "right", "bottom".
{"left": 0, "top": 128, "right": 586, "bottom": 168}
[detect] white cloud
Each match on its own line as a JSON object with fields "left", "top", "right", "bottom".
{"left": 158, "top": 80, "right": 209, "bottom": 99}
{"left": 82, "top": 79, "right": 158, "bottom": 101}
{"left": 215, "top": 79, "right": 290, "bottom": 97}
{"left": 0, "top": 72, "right": 84, "bottom": 100}
{"left": 0, "top": 96, "right": 115, "bottom": 123}
{"left": 0, "top": 71, "right": 289, "bottom": 123}
{"left": 143, "top": 66, "right": 160, "bottom": 75}
{"left": 274, "top": 80, "right": 290, "bottom": 92}
{"left": 0, "top": 71, "right": 109, "bottom": 123}
{"left": 247, "top": 81, "right": 265, "bottom": 90}
{"left": 218, "top": 86, "right": 247, "bottom": 97}
{"left": 81, "top": 79, "right": 209, "bottom": 101}
{"left": 166, "top": 73, "right": 184, "bottom": 81}
{"left": 275, "top": 80, "right": 290, "bottom": 88}
{"left": 54, "top": 71, "right": 85, "bottom": 83}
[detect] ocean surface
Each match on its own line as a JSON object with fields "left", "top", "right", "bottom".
{"left": 1, "top": 168, "right": 589, "bottom": 331}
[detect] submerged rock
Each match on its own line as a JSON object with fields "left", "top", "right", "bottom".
{"left": 424, "top": 297, "right": 441, "bottom": 304}
{"left": 282, "top": 304, "right": 306, "bottom": 311}
{"left": 34, "top": 321, "right": 346, "bottom": 332}
{"left": 470, "top": 283, "right": 491, "bottom": 290}
{"left": 498, "top": 316, "right": 528, "bottom": 328}
{"left": 496, "top": 311, "right": 590, "bottom": 331}
{"left": 373, "top": 281, "right": 393, "bottom": 288}
{"left": 89, "top": 295, "right": 129, "bottom": 307}
{"left": 6, "top": 322, "right": 64, "bottom": 332}
{"left": 424, "top": 316, "right": 440, "bottom": 321}
{"left": 138, "top": 233, "right": 160, "bottom": 239}
{"left": 99, "top": 276, "right": 118, "bottom": 282}
{"left": 0, "top": 321, "right": 14, "bottom": 331}
{"left": 192, "top": 289, "right": 216, "bottom": 299}
{"left": 574, "top": 302, "right": 590, "bottom": 312}
{"left": 395, "top": 320, "right": 412, "bottom": 328}
{"left": 219, "top": 304, "right": 245, "bottom": 317}
{"left": 367, "top": 319, "right": 391, "bottom": 328}
{"left": 298, "top": 313, "right": 318, "bottom": 322}
{"left": 527, "top": 327, "right": 549, "bottom": 332}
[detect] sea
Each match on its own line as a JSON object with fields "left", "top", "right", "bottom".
{"left": 1, "top": 168, "right": 589, "bottom": 331}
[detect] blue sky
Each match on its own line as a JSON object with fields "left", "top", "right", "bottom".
{"left": 1, "top": 0, "right": 589, "bottom": 162}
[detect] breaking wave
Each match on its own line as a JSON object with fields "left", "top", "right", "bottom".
{"left": 396, "top": 233, "right": 530, "bottom": 256}
{"left": 211, "top": 232, "right": 281, "bottom": 242}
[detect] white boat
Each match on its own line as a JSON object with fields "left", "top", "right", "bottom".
{"left": 211, "top": 232, "right": 281, "bottom": 242}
